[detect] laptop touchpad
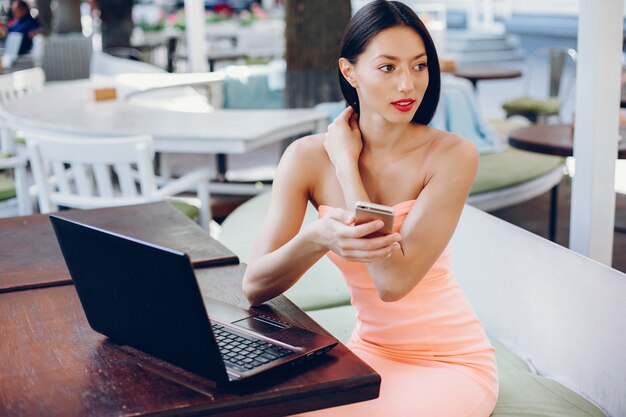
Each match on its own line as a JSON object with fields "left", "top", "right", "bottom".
{"left": 233, "top": 316, "right": 289, "bottom": 333}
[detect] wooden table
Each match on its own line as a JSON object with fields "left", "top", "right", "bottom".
{"left": 0, "top": 202, "right": 238, "bottom": 293}
{"left": 509, "top": 124, "right": 626, "bottom": 158}
{"left": 0, "top": 203, "right": 380, "bottom": 417}
{"left": 453, "top": 65, "right": 523, "bottom": 90}
{"left": 509, "top": 124, "right": 626, "bottom": 238}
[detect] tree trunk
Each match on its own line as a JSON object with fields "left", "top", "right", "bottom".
{"left": 284, "top": 0, "right": 351, "bottom": 108}
{"left": 97, "top": 0, "right": 134, "bottom": 49}
{"left": 36, "top": 0, "right": 53, "bottom": 35}
{"left": 52, "top": 0, "right": 82, "bottom": 33}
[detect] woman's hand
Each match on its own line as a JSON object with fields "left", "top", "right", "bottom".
{"left": 309, "top": 207, "right": 401, "bottom": 263}
{"left": 324, "top": 106, "right": 363, "bottom": 172}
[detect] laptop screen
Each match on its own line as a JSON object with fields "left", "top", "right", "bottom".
{"left": 49, "top": 214, "right": 229, "bottom": 383}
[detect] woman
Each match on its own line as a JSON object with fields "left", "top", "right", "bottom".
{"left": 242, "top": 1, "right": 498, "bottom": 415}
{"left": 1, "top": 0, "right": 41, "bottom": 55}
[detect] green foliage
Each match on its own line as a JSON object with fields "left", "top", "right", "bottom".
{"left": 138, "top": 19, "right": 165, "bottom": 32}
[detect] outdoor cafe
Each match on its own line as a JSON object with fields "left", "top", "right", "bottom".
{"left": 0, "top": 1, "right": 625, "bottom": 416}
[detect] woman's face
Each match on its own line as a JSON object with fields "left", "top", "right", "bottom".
{"left": 343, "top": 25, "right": 429, "bottom": 124}
{"left": 12, "top": 2, "right": 27, "bottom": 19}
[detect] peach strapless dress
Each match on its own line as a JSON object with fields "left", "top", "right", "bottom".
{"left": 295, "top": 200, "right": 498, "bottom": 417}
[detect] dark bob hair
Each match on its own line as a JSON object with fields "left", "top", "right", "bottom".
{"left": 338, "top": 0, "right": 441, "bottom": 125}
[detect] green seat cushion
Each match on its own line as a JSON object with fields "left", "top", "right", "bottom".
{"left": 168, "top": 199, "right": 200, "bottom": 221}
{"left": 308, "top": 305, "right": 356, "bottom": 342}
{"left": 471, "top": 147, "right": 564, "bottom": 195}
{"left": 219, "top": 191, "right": 352, "bottom": 310}
{"left": 13, "top": 130, "right": 26, "bottom": 145}
{"left": 285, "top": 256, "right": 350, "bottom": 311}
{"left": 503, "top": 95, "right": 561, "bottom": 115}
{"left": 0, "top": 174, "right": 16, "bottom": 201}
{"left": 486, "top": 118, "right": 531, "bottom": 140}
{"left": 491, "top": 338, "right": 605, "bottom": 417}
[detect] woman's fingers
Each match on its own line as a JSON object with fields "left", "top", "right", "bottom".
{"left": 342, "top": 231, "right": 400, "bottom": 250}
{"left": 327, "top": 207, "right": 354, "bottom": 225}
{"left": 350, "top": 220, "right": 397, "bottom": 239}
{"left": 324, "top": 210, "right": 401, "bottom": 261}
{"left": 327, "top": 213, "right": 400, "bottom": 245}
{"left": 340, "top": 244, "right": 397, "bottom": 262}
{"left": 348, "top": 111, "right": 360, "bottom": 132}
{"left": 337, "top": 106, "right": 354, "bottom": 122}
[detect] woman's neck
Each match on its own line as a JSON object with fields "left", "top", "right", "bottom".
{"left": 358, "top": 110, "right": 414, "bottom": 154}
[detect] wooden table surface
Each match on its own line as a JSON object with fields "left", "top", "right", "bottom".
{"left": 452, "top": 65, "right": 523, "bottom": 88}
{"left": 0, "top": 203, "right": 380, "bottom": 417}
{"left": 0, "top": 202, "right": 238, "bottom": 293}
{"left": 508, "top": 123, "right": 626, "bottom": 158}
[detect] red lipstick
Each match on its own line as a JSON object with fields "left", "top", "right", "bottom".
{"left": 391, "top": 98, "right": 416, "bottom": 112}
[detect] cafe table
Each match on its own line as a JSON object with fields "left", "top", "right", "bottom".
{"left": 0, "top": 76, "right": 328, "bottom": 156}
{"left": 452, "top": 65, "right": 523, "bottom": 90}
{"left": 0, "top": 202, "right": 381, "bottom": 417}
{"left": 508, "top": 124, "right": 626, "bottom": 159}
{"left": 509, "top": 124, "right": 626, "bottom": 238}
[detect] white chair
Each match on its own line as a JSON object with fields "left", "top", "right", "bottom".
{"left": 25, "top": 130, "right": 213, "bottom": 230}
{"left": 12, "top": 67, "right": 46, "bottom": 96}
{"left": 0, "top": 153, "right": 32, "bottom": 216}
{"left": 2, "top": 32, "right": 23, "bottom": 69}
{"left": 0, "top": 68, "right": 46, "bottom": 217}
{"left": 0, "top": 68, "right": 46, "bottom": 152}
{"left": 0, "top": 71, "right": 20, "bottom": 104}
{"left": 0, "top": 67, "right": 45, "bottom": 103}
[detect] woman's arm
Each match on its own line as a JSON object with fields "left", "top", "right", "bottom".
{"left": 323, "top": 107, "right": 371, "bottom": 207}
{"left": 364, "top": 138, "right": 479, "bottom": 301}
{"left": 242, "top": 137, "right": 399, "bottom": 306}
{"left": 324, "top": 108, "right": 478, "bottom": 301}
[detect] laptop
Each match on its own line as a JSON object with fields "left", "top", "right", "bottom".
{"left": 49, "top": 214, "right": 338, "bottom": 385}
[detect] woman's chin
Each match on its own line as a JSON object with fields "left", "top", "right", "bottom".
{"left": 384, "top": 111, "right": 417, "bottom": 124}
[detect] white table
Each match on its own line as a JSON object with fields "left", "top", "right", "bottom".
{"left": 0, "top": 75, "right": 328, "bottom": 195}
{"left": 0, "top": 77, "right": 328, "bottom": 155}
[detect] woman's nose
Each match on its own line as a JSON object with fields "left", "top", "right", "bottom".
{"left": 397, "top": 67, "right": 415, "bottom": 92}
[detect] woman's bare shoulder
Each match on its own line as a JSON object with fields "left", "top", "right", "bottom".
{"left": 275, "top": 134, "right": 330, "bottom": 188}
{"left": 286, "top": 133, "right": 327, "bottom": 157}
{"left": 425, "top": 127, "right": 479, "bottom": 165}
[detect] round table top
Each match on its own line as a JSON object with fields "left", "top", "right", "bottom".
{"left": 508, "top": 123, "right": 626, "bottom": 159}
{"left": 453, "top": 66, "right": 523, "bottom": 82}
{"left": 0, "top": 77, "right": 328, "bottom": 154}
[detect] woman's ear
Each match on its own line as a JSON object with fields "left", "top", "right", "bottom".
{"left": 339, "top": 58, "right": 358, "bottom": 88}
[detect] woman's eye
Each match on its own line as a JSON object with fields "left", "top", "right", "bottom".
{"left": 414, "top": 62, "right": 428, "bottom": 71}
{"left": 379, "top": 64, "right": 394, "bottom": 73}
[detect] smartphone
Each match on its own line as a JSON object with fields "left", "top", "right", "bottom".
{"left": 354, "top": 201, "right": 395, "bottom": 237}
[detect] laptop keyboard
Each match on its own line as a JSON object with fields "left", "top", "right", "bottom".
{"left": 211, "top": 323, "right": 294, "bottom": 372}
